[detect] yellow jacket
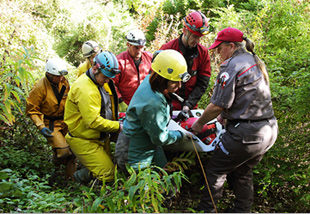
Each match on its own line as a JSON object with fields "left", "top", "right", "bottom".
{"left": 26, "top": 75, "right": 70, "bottom": 130}
{"left": 76, "top": 61, "right": 92, "bottom": 77}
{"left": 64, "top": 71, "right": 120, "bottom": 140}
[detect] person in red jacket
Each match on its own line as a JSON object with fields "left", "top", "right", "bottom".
{"left": 160, "top": 10, "right": 212, "bottom": 111}
{"left": 114, "top": 29, "right": 153, "bottom": 112}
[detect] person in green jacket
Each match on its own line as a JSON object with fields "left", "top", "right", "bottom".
{"left": 65, "top": 51, "right": 122, "bottom": 184}
{"left": 115, "top": 49, "right": 192, "bottom": 176}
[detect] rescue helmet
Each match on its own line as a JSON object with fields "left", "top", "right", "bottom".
{"left": 151, "top": 49, "right": 190, "bottom": 82}
{"left": 93, "top": 51, "right": 121, "bottom": 78}
{"left": 183, "top": 10, "right": 209, "bottom": 37}
{"left": 126, "top": 29, "right": 146, "bottom": 46}
{"left": 45, "top": 58, "right": 68, "bottom": 76}
{"left": 82, "top": 40, "right": 101, "bottom": 57}
{"left": 180, "top": 117, "right": 217, "bottom": 145}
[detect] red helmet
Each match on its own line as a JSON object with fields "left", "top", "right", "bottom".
{"left": 180, "top": 117, "right": 216, "bottom": 145}
{"left": 183, "top": 11, "right": 209, "bottom": 37}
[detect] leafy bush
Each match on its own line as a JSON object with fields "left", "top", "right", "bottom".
{"left": 0, "top": 169, "right": 73, "bottom": 213}
{"left": 37, "top": 0, "right": 137, "bottom": 67}
{"left": 0, "top": 0, "right": 309, "bottom": 213}
{"left": 0, "top": 47, "right": 39, "bottom": 125}
{"left": 72, "top": 166, "right": 188, "bottom": 213}
{"left": 0, "top": 111, "right": 54, "bottom": 178}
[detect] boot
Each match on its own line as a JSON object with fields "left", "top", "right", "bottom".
{"left": 65, "top": 155, "right": 77, "bottom": 180}
{"left": 73, "top": 167, "right": 94, "bottom": 185}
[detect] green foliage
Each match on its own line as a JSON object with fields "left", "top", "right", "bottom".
{"left": 253, "top": 120, "right": 310, "bottom": 212}
{"left": 36, "top": 0, "right": 136, "bottom": 67}
{"left": 0, "top": 47, "right": 39, "bottom": 125}
{"left": 0, "top": 0, "right": 309, "bottom": 212}
{"left": 0, "top": 169, "right": 72, "bottom": 213}
{"left": 0, "top": 112, "right": 54, "bottom": 177}
{"left": 250, "top": 0, "right": 310, "bottom": 123}
{"left": 72, "top": 166, "right": 188, "bottom": 213}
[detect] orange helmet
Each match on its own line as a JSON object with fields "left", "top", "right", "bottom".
{"left": 183, "top": 10, "right": 209, "bottom": 37}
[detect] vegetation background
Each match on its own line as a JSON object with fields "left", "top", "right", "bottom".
{"left": 0, "top": 0, "right": 309, "bottom": 212}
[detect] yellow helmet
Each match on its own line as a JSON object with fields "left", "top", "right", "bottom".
{"left": 151, "top": 49, "right": 190, "bottom": 82}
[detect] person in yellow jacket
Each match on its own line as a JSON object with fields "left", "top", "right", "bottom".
{"left": 76, "top": 40, "right": 102, "bottom": 77}
{"left": 26, "top": 58, "right": 76, "bottom": 180}
{"left": 65, "top": 51, "right": 123, "bottom": 184}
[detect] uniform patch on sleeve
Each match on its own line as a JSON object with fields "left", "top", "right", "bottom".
{"left": 217, "top": 72, "right": 229, "bottom": 89}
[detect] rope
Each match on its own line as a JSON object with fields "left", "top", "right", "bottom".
{"left": 190, "top": 135, "right": 217, "bottom": 213}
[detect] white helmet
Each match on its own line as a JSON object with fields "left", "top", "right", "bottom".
{"left": 126, "top": 29, "right": 146, "bottom": 46}
{"left": 45, "top": 58, "right": 68, "bottom": 76}
{"left": 82, "top": 40, "right": 101, "bottom": 57}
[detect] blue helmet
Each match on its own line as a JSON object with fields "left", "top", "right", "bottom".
{"left": 93, "top": 51, "right": 121, "bottom": 78}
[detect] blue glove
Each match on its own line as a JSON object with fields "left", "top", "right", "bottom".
{"left": 41, "top": 127, "right": 53, "bottom": 137}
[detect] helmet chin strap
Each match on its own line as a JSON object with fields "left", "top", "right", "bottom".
{"left": 183, "top": 34, "right": 189, "bottom": 47}
{"left": 183, "top": 30, "right": 193, "bottom": 49}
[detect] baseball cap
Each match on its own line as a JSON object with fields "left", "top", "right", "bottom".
{"left": 209, "top": 27, "right": 244, "bottom": 50}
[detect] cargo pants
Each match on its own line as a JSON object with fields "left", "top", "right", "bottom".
{"left": 198, "top": 117, "right": 278, "bottom": 213}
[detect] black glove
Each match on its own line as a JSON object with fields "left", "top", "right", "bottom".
{"left": 41, "top": 127, "right": 53, "bottom": 137}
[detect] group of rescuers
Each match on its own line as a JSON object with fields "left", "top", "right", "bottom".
{"left": 26, "top": 10, "right": 278, "bottom": 213}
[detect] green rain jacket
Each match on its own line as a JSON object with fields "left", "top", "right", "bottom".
{"left": 119, "top": 74, "right": 183, "bottom": 170}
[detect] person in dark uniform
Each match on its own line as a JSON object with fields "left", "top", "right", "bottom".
{"left": 191, "top": 27, "right": 278, "bottom": 213}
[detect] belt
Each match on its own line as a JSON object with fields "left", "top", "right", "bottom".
{"left": 67, "top": 131, "right": 110, "bottom": 142}
{"left": 228, "top": 117, "right": 273, "bottom": 126}
{"left": 44, "top": 115, "right": 64, "bottom": 132}
{"left": 44, "top": 115, "right": 64, "bottom": 121}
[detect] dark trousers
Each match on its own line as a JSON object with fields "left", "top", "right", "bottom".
{"left": 198, "top": 118, "right": 278, "bottom": 213}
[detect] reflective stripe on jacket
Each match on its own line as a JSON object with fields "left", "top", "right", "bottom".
{"left": 211, "top": 48, "right": 274, "bottom": 120}
{"left": 114, "top": 50, "right": 153, "bottom": 105}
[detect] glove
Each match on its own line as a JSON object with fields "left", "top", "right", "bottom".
{"left": 40, "top": 127, "right": 53, "bottom": 137}
{"left": 182, "top": 105, "right": 190, "bottom": 113}
{"left": 119, "top": 101, "right": 128, "bottom": 112}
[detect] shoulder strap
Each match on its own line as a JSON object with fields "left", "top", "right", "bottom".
{"left": 51, "top": 84, "right": 66, "bottom": 106}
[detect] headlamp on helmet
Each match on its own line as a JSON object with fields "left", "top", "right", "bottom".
{"left": 94, "top": 51, "right": 121, "bottom": 78}
{"left": 179, "top": 72, "right": 191, "bottom": 83}
{"left": 59, "top": 70, "right": 68, "bottom": 76}
{"left": 183, "top": 10, "right": 209, "bottom": 36}
{"left": 126, "top": 38, "right": 146, "bottom": 46}
{"left": 151, "top": 49, "right": 189, "bottom": 82}
{"left": 126, "top": 29, "right": 146, "bottom": 46}
{"left": 82, "top": 41, "right": 101, "bottom": 57}
{"left": 45, "top": 58, "right": 68, "bottom": 76}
